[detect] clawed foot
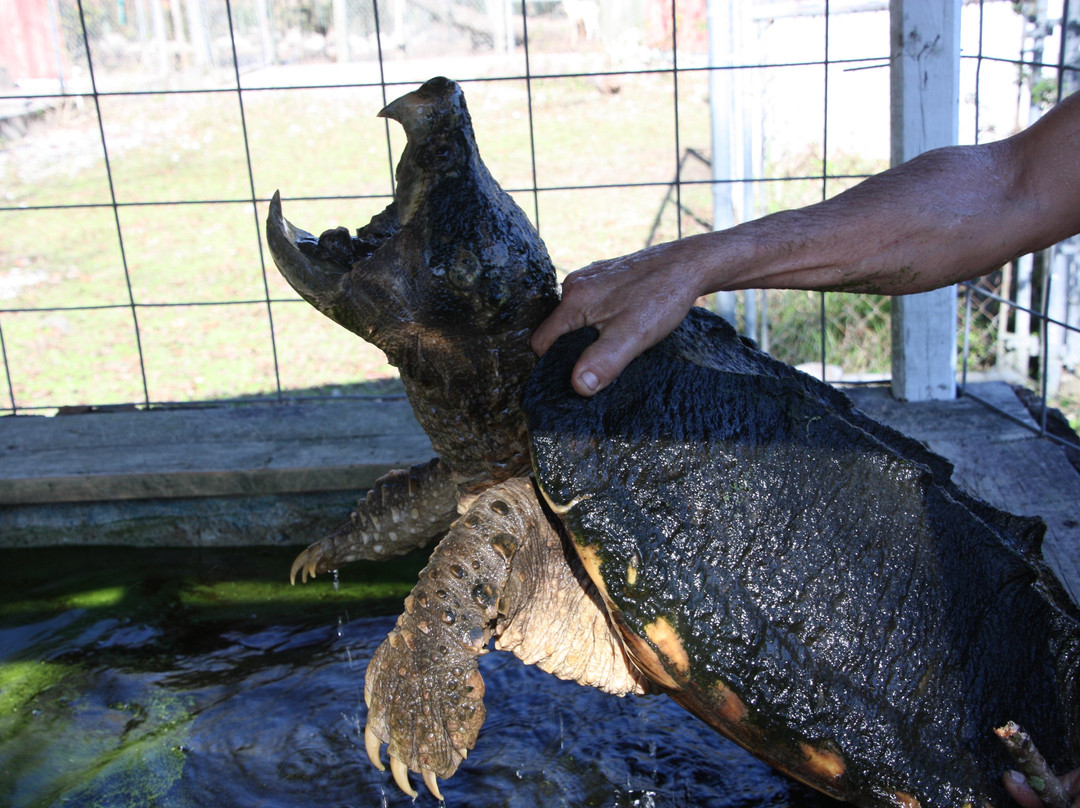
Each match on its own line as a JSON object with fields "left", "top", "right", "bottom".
{"left": 363, "top": 625, "right": 486, "bottom": 800}
{"left": 289, "top": 540, "right": 329, "bottom": 584}
{"left": 288, "top": 460, "right": 461, "bottom": 586}
{"left": 364, "top": 724, "right": 461, "bottom": 800}
{"left": 356, "top": 479, "right": 538, "bottom": 799}
{"left": 1003, "top": 768, "right": 1080, "bottom": 808}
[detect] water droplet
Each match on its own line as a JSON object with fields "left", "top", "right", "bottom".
{"left": 490, "top": 532, "right": 518, "bottom": 558}
{"left": 472, "top": 582, "right": 495, "bottom": 608}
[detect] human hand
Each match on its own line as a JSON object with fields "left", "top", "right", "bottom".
{"left": 1004, "top": 768, "right": 1080, "bottom": 808}
{"left": 530, "top": 243, "right": 705, "bottom": 396}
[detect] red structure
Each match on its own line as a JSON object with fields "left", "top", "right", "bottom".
{"left": 0, "top": 0, "right": 66, "bottom": 82}
{"left": 645, "top": 0, "right": 708, "bottom": 53}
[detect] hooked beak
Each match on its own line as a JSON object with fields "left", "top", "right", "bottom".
{"left": 377, "top": 77, "right": 461, "bottom": 138}
{"left": 378, "top": 93, "right": 426, "bottom": 123}
{"left": 265, "top": 191, "right": 350, "bottom": 309}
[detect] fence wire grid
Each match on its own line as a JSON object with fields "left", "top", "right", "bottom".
{"left": 0, "top": 0, "right": 1078, "bottom": 442}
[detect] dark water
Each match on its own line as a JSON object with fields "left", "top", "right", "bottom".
{"left": 0, "top": 548, "right": 840, "bottom": 808}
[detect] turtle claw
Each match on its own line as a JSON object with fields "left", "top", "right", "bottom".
{"left": 365, "top": 724, "right": 385, "bottom": 771}
{"left": 422, "top": 769, "right": 444, "bottom": 801}
{"left": 367, "top": 727, "right": 444, "bottom": 801}
{"left": 289, "top": 543, "right": 324, "bottom": 584}
{"left": 391, "top": 755, "right": 418, "bottom": 798}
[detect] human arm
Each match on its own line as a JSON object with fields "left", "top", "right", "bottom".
{"left": 531, "top": 90, "right": 1080, "bottom": 396}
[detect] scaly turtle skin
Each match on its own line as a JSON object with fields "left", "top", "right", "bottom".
{"left": 265, "top": 77, "right": 1080, "bottom": 807}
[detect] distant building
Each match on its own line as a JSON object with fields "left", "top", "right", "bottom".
{"left": 0, "top": 0, "right": 67, "bottom": 84}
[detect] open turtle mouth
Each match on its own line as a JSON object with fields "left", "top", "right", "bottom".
{"left": 265, "top": 191, "right": 401, "bottom": 307}
{"left": 265, "top": 81, "right": 455, "bottom": 281}
{"left": 302, "top": 224, "right": 384, "bottom": 266}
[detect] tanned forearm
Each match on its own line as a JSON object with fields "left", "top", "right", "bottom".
{"left": 659, "top": 143, "right": 1065, "bottom": 297}
{"left": 531, "top": 90, "right": 1080, "bottom": 396}
{"left": 687, "top": 90, "right": 1080, "bottom": 297}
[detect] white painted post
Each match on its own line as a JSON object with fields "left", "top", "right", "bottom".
{"left": 889, "top": 0, "right": 961, "bottom": 401}
{"left": 1055, "top": 4, "right": 1080, "bottom": 377}
{"left": 333, "top": 0, "right": 349, "bottom": 62}
{"left": 484, "top": 0, "right": 509, "bottom": 54}
{"left": 184, "top": 0, "right": 211, "bottom": 70}
{"left": 708, "top": 0, "right": 737, "bottom": 326}
{"left": 255, "top": 0, "right": 274, "bottom": 67}
{"left": 149, "top": 0, "right": 168, "bottom": 76}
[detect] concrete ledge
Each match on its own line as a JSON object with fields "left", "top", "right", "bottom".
{"left": 0, "top": 398, "right": 434, "bottom": 505}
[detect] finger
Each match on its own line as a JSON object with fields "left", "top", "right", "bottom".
{"left": 531, "top": 261, "right": 617, "bottom": 356}
{"left": 1063, "top": 769, "right": 1080, "bottom": 807}
{"left": 569, "top": 326, "right": 654, "bottom": 397}
{"left": 530, "top": 301, "right": 582, "bottom": 357}
{"left": 1004, "top": 770, "right": 1050, "bottom": 808}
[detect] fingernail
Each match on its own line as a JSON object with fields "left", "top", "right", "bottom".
{"left": 579, "top": 370, "right": 599, "bottom": 394}
{"left": 1008, "top": 770, "right": 1028, "bottom": 786}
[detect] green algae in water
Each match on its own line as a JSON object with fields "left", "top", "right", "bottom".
{"left": 3, "top": 676, "right": 194, "bottom": 808}
{"left": 0, "top": 660, "right": 70, "bottom": 716}
{"left": 0, "top": 545, "right": 429, "bottom": 807}
{"left": 0, "top": 546, "right": 841, "bottom": 808}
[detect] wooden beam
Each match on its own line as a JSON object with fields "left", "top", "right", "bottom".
{"left": 0, "top": 489, "right": 364, "bottom": 547}
{"left": 0, "top": 399, "right": 434, "bottom": 505}
{"left": 889, "top": 0, "right": 960, "bottom": 401}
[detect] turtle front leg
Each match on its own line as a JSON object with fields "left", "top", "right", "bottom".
{"left": 363, "top": 477, "right": 542, "bottom": 799}
{"left": 290, "top": 458, "right": 459, "bottom": 583}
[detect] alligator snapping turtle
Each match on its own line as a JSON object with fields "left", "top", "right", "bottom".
{"left": 265, "top": 77, "right": 1080, "bottom": 807}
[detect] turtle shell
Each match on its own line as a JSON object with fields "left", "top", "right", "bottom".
{"left": 522, "top": 307, "right": 1080, "bottom": 808}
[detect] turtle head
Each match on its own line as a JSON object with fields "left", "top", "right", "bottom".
{"left": 378, "top": 77, "right": 480, "bottom": 227}
{"left": 266, "top": 75, "right": 556, "bottom": 371}
{"left": 378, "top": 75, "right": 469, "bottom": 139}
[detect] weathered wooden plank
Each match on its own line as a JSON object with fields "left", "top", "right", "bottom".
{"left": 847, "top": 380, "right": 1038, "bottom": 444}
{"left": 0, "top": 490, "right": 363, "bottom": 547}
{"left": 4, "top": 380, "right": 1076, "bottom": 601}
{"left": 0, "top": 399, "right": 434, "bottom": 505}
{"left": 848, "top": 382, "right": 1080, "bottom": 605}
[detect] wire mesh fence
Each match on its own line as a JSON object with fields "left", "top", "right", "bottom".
{"left": 0, "top": 0, "right": 1078, "bottom": 440}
